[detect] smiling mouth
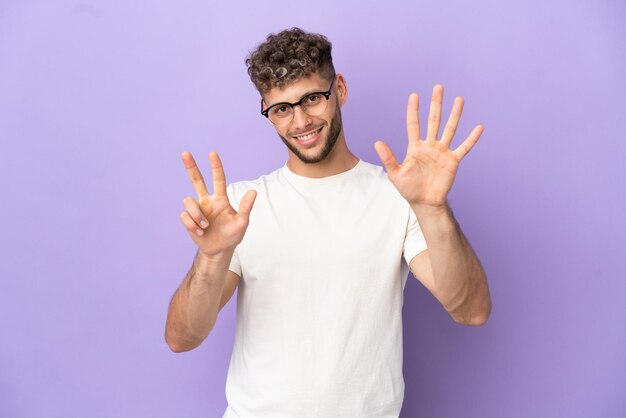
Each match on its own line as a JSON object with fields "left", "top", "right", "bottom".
{"left": 294, "top": 127, "right": 323, "bottom": 142}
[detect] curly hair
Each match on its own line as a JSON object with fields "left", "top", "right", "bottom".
{"left": 245, "top": 27, "right": 335, "bottom": 94}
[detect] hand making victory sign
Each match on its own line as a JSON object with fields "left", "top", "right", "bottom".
{"left": 374, "top": 84, "right": 484, "bottom": 210}
{"left": 179, "top": 151, "right": 257, "bottom": 257}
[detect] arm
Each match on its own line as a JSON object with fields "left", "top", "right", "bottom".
{"left": 409, "top": 203, "right": 491, "bottom": 325}
{"left": 165, "top": 249, "right": 238, "bottom": 353}
{"left": 166, "top": 150, "right": 255, "bottom": 352}
{"left": 374, "top": 84, "right": 491, "bottom": 326}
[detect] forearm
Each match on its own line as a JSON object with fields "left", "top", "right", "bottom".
{"left": 411, "top": 201, "right": 491, "bottom": 325}
{"left": 165, "top": 248, "right": 234, "bottom": 352}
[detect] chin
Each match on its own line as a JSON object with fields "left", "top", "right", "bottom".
{"left": 282, "top": 105, "right": 343, "bottom": 164}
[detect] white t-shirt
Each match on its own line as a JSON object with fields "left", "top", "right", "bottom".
{"left": 222, "top": 159, "right": 428, "bottom": 418}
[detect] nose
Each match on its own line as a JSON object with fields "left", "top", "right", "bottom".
{"left": 291, "top": 105, "right": 312, "bottom": 130}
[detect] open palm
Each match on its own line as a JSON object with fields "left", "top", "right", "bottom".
{"left": 374, "top": 84, "right": 484, "bottom": 209}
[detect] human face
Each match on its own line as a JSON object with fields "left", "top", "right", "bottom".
{"left": 262, "top": 73, "right": 343, "bottom": 164}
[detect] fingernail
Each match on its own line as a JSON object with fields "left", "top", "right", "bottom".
{"left": 195, "top": 229, "right": 204, "bottom": 236}
{"left": 200, "top": 220, "right": 208, "bottom": 228}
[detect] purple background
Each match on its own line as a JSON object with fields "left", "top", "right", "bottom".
{"left": 1, "top": 1, "right": 625, "bottom": 417}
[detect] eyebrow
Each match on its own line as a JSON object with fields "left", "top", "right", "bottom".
{"left": 264, "top": 88, "right": 324, "bottom": 108}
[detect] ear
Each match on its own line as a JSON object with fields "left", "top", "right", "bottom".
{"left": 335, "top": 73, "right": 348, "bottom": 107}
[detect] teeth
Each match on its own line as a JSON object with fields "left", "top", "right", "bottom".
{"left": 296, "top": 128, "right": 321, "bottom": 141}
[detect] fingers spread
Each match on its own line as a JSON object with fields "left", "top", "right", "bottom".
{"left": 182, "top": 151, "right": 210, "bottom": 198}
{"left": 406, "top": 93, "right": 420, "bottom": 141}
{"left": 426, "top": 84, "right": 444, "bottom": 141}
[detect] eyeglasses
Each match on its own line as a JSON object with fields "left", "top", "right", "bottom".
{"left": 260, "top": 75, "right": 336, "bottom": 125}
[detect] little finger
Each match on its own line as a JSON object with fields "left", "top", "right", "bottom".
{"left": 180, "top": 211, "right": 206, "bottom": 237}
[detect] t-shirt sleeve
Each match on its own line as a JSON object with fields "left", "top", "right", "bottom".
{"left": 229, "top": 247, "right": 242, "bottom": 277}
{"left": 402, "top": 205, "right": 428, "bottom": 266}
{"left": 226, "top": 183, "right": 243, "bottom": 277}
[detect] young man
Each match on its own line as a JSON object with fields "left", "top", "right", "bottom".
{"left": 165, "top": 27, "right": 491, "bottom": 417}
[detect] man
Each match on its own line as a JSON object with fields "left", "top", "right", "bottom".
{"left": 165, "top": 27, "right": 491, "bottom": 417}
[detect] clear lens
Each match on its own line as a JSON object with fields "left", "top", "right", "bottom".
{"left": 301, "top": 93, "right": 326, "bottom": 115}
{"left": 269, "top": 105, "right": 292, "bottom": 121}
{"left": 268, "top": 93, "right": 329, "bottom": 125}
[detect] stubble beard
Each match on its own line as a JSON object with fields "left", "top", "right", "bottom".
{"left": 278, "top": 104, "right": 343, "bottom": 165}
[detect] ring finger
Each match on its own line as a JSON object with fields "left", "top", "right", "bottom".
{"left": 183, "top": 197, "right": 209, "bottom": 229}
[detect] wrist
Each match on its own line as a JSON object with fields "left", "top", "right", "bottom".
{"left": 198, "top": 247, "right": 235, "bottom": 264}
{"left": 410, "top": 200, "right": 450, "bottom": 218}
{"left": 191, "top": 248, "right": 235, "bottom": 286}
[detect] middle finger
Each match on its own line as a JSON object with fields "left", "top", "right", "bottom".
{"left": 209, "top": 151, "right": 227, "bottom": 197}
{"left": 426, "top": 84, "right": 444, "bottom": 141}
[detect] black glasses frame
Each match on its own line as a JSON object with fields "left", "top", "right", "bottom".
{"left": 260, "top": 75, "right": 336, "bottom": 121}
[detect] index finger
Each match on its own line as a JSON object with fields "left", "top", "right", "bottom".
{"left": 181, "top": 151, "right": 210, "bottom": 198}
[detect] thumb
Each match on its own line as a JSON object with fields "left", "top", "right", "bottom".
{"left": 374, "top": 140, "right": 399, "bottom": 175}
{"left": 237, "top": 189, "right": 257, "bottom": 221}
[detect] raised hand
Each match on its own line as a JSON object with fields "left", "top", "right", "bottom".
{"left": 179, "top": 151, "right": 257, "bottom": 257}
{"left": 374, "top": 84, "right": 484, "bottom": 210}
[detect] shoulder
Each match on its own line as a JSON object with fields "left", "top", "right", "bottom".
{"left": 356, "top": 160, "right": 405, "bottom": 196}
{"left": 357, "top": 160, "right": 414, "bottom": 222}
{"left": 225, "top": 167, "right": 282, "bottom": 204}
{"left": 357, "top": 160, "right": 388, "bottom": 181}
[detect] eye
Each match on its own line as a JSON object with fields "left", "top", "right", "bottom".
{"left": 271, "top": 105, "right": 290, "bottom": 116}
{"left": 306, "top": 93, "right": 322, "bottom": 103}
